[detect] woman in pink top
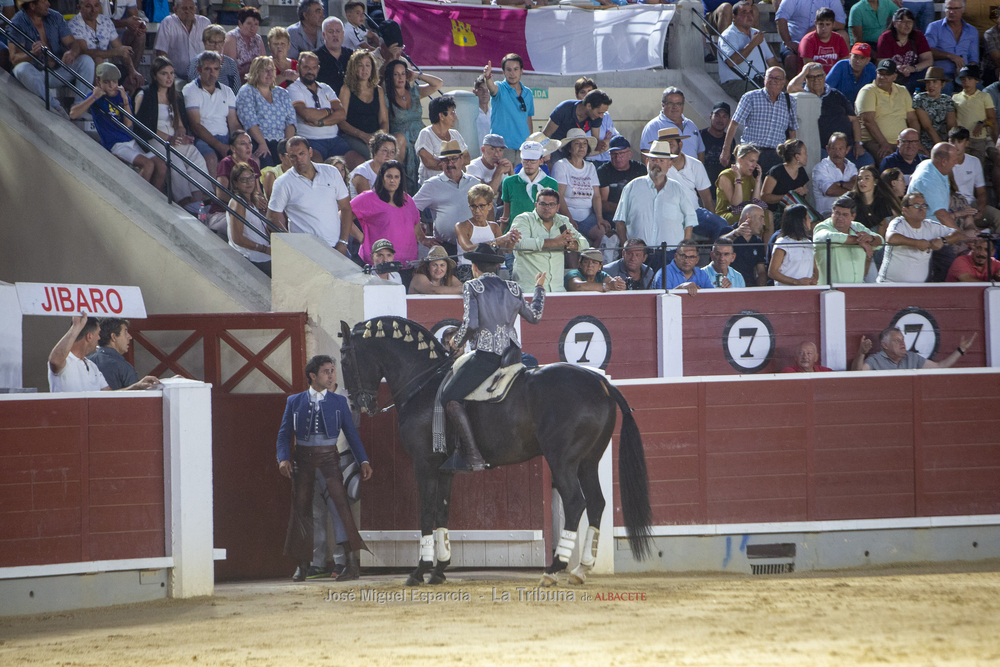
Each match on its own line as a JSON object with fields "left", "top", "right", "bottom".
{"left": 350, "top": 160, "right": 420, "bottom": 264}
{"left": 224, "top": 7, "right": 266, "bottom": 84}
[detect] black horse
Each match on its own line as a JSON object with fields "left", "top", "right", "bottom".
{"left": 339, "top": 317, "right": 652, "bottom": 586}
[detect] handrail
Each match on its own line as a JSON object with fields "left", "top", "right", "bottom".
{"left": 689, "top": 6, "right": 764, "bottom": 93}
{"left": 0, "top": 13, "right": 279, "bottom": 246}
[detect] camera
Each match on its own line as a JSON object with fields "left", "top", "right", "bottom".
{"left": 752, "top": 73, "right": 765, "bottom": 87}
{"left": 364, "top": 261, "right": 403, "bottom": 276}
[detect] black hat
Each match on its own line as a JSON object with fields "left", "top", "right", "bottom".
{"left": 876, "top": 59, "right": 898, "bottom": 74}
{"left": 464, "top": 242, "right": 505, "bottom": 265}
{"left": 711, "top": 102, "right": 731, "bottom": 115}
{"left": 959, "top": 64, "right": 982, "bottom": 80}
{"left": 379, "top": 20, "right": 403, "bottom": 47}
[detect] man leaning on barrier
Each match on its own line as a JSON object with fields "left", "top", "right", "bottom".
{"left": 852, "top": 327, "right": 976, "bottom": 370}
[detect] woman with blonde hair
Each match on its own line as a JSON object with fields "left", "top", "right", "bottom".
{"left": 235, "top": 56, "right": 297, "bottom": 167}
{"left": 227, "top": 161, "right": 274, "bottom": 276}
{"left": 455, "top": 183, "right": 520, "bottom": 281}
{"left": 338, "top": 50, "right": 389, "bottom": 163}
{"left": 266, "top": 26, "right": 299, "bottom": 88}
{"left": 716, "top": 143, "right": 769, "bottom": 232}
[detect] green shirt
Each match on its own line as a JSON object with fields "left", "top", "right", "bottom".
{"left": 510, "top": 210, "right": 590, "bottom": 292}
{"left": 500, "top": 173, "right": 559, "bottom": 230}
{"left": 848, "top": 0, "right": 896, "bottom": 45}
{"left": 813, "top": 218, "right": 884, "bottom": 284}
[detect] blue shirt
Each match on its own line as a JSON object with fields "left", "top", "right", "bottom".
{"left": 907, "top": 160, "right": 950, "bottom": 222}
{"left": 491, "top": 79, "right": 534, "bottom": 148}
{"left": 548, "top": 100, "right": 597, "bottom": 141}
{"left": 235, "top": 84, "right": 297, "bottom": 142}
{"left": 87, "top": 346, "right": 139, "bottom": 390}
{"left": 775, "top": 0, "right": 846, "bottom": 43}
{"left": 925, "top": 19, "right": 979, "bottom": 78}
{"left": 90, "top": 92, "right": 133, "bottom": 151}
{"left": 701, "top": 264, "right": 746, "bottom": 288}
{"left": 731, "top": 88, "right": 799, "bottom": 149}
{"left": 826, "top": 59, "right": 876, "bottom": 105}
{"left": 652, "top": 261, "right": 716, "bottom": 289}
{"left": 879, "top": 151, "right": 927, "bottom": 176}
{"left": 10, "top": 8, "right": 72, "bottom": 64}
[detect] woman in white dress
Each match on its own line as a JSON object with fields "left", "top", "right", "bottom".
{"left": 226, "top": 162, "right": 273, "bottom": 276}
{"left": 768, "top": 204, "right": 818, "bottom": 286}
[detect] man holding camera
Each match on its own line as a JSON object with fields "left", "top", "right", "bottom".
{"left": 510, "top": 187, "right": 589, "bottom": 292}
{"left": 718, "top": 1, "right": 781, "bottom": 100}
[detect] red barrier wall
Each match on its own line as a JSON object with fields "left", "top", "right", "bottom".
{"left": 407, "top": 293, "right": 658, "bottom": 379}
{"left": 611, "top": 372, "right": 1000, "bottom": 528}
{"left": 844, "top": 286, "right": 987, "bottom": 367}
{"left": 0, "top": 396, "right": 165, "bottom": 568}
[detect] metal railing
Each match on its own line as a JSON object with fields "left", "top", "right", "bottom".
{"left": 0, "top": 13, "right": 278, "bottom": 246}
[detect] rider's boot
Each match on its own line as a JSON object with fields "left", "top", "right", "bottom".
{"left": 337, "top": 543, "right": 361, "bottom": 581}
{"left": 440, "top": 401, "right": 487, "bottom": 473}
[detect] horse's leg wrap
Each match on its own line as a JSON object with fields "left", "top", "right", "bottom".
{"left": 569, "top": 527, "right": 599, "bottom": 585}
{"left": 405, "top": 535, "right": 435, "bottom": 586}
{"left": 434, "top": 527, "right": 451, "bottom": 562}
{"left": 428, "top": 528, "right": 451, "bottom": 585}
{"left": 541, "top": 530, "right": 576, "bottom": 586}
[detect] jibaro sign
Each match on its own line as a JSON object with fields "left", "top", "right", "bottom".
{"left": 16, "top": 283, "right": 147, "bottom": 318}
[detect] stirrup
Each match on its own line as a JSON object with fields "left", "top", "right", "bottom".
{"left": 440, "top": 451, "right": 485, "bottom": 473}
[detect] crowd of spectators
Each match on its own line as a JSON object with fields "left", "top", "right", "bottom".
{"left": 1, "top": 0, "right": 997, "bottom": 296}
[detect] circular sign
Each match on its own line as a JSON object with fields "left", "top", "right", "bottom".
{"left": 558, "top": 316, "right": 612, "bottom": 370}
{"left": 721, "top": 311, "right": 776, "bottom": 373}
{"left": 888, "top": 307, "right": 940, "bottom": 359}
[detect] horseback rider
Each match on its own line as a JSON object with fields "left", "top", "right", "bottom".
{"left": 440, "top": 242, "right": 546, "bottom": 472}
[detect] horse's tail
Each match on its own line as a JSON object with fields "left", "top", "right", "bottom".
{"left": 606, "top": 382, "right": 653, "bottom": 561}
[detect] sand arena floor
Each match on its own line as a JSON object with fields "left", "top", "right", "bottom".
{"left": 2, "top": 562, "right": 999, "bottom": 666}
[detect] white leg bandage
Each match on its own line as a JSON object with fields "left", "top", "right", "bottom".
{"left": 555, "top": 529, "right": 576, "bottom": 562}
{"left": 580, "top": 527, "right": 599, "bottom": 568}
{"left": 419, "top": 534, "right": 434, "bottom": 563}
{"left": 434, "top": 527, "right": 451, "bottom": 562}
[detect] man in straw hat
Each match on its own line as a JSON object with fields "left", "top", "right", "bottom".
{"left": 439, "top": 242, "right": 546, "bottom": 472}
{"left": 613, "top": 139, "right": 697, "bottom": 271}
{"left": 413, "top": 139, "right": 481, "bottom": 257}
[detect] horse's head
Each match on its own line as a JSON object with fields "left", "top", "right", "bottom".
{"left": 340, "top": 320, "right": 381, "bottom": 415}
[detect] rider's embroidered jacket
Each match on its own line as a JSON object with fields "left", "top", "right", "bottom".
{"left": 454, "top": 274, "right": 545, "bottom": 355}
{"left": 275, "top": 390, "right": 369, "bottom": 464}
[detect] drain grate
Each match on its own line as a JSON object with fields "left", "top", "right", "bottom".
{"left": 751, "top": 562, "right": 794, "bottom": 575}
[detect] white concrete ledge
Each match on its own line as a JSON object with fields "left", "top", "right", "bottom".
{"left": 0, "top": 557, "right": 174, "bottom": 580}
{"left": 361, "top": 530, "right": 542, "bottom": 542}
{"left": 613, "top": 515, "right": 1000, "bottom": 538}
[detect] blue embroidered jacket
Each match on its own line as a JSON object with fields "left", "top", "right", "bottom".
{"left": 275, "top": 390, "right": 369, "bottom": 464}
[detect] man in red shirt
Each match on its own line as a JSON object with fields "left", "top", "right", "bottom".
{"left": 799, "top": 8, "right": 849, "bottom": 74}
{"left": 781, "top": 341, "right": 833, "bottom": 372}
{"left": 946, "top": 235, "right": 1000, "bottom": 281}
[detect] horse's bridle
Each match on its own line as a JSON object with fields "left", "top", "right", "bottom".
{"left": 341, "top": 330, "right": 379, "bottom": 415}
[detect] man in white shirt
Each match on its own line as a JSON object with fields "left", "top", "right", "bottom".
{"left": 718, "top": 1, "right": 781, "bottom": 100}
{"left": 267, "top": 136, "right": 354, "bottom": 254}
{"left": 182, "top": 51, "right": 240, "bottom": 175}
{"left": 812, "top": 132, "right": 859, "bottom": 216}
{"left": 878, "top": 192, "right": 967, "bottom": 282}
{"left": 466, "top": 134, "right": 513, "bottom": 194}
{"left": 948, "top": 127, "right": 1000, "bottom": 233}
{"left": 287, "top": 51, "right": 355, "bottom": 162}
{"left": 153, "top": 0, "right": 210, "bottom": 83}
{"left": 48, "top": 316, "right": 159, "bottom": 392}
{"left": 70, "top": 0, "right": 142, "bottom": 93}
{"left": 639, "top": 87, "right": 705, "bottom": 160}
{"left": 660, "top": 127, "right": 729, "bottom": 241}
{"left": 614, "top": 140, "right": 697, "bottom": 271}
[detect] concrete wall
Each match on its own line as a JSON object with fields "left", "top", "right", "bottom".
{"left": 0, "top": 70, "right": 271, "bottom": 391}
{"left": 271, "top": 234, "right": 406, "bottom": 361}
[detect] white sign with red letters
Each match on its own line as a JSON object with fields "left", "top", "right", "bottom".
{"left": 15, "top": 283, "right": 147, "bottom": 318}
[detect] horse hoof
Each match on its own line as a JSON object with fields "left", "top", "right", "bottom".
{"left": 568, "top": 573, "right": 585, "bottom": 585}
{"left": 539, "top": 573, "right": 558, "bottom": 587}
{"left": 405, "top": 574, "right": 424, "bottom": 587}
{"left": 428, "top": 573, "right": 447, "bottom": 585}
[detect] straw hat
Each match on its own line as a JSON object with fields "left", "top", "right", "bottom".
{"left": 436, "top": 140, "right": 463, "bottom": 158}
{"left": 657, "top": 126, "right": 690, "bottom": 141}
{"left": 525, "top": 132, "right": 562, "bottom": 157}
{"left": 641, "top": 140, "right": 679, "bottom": 159}
{"left": 563, "top": 127, "right": 598, "bottom": 151}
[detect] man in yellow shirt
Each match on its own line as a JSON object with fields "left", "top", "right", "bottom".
{"left": 953, "top": 64, "right": 1000, "bottom": 214}
{"left": 856, "top": 59, "right": 919, "bottom": 162}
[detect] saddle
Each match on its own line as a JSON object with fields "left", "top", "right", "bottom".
{"left": 447, "top": 345, "right": 524, "bottom": 403}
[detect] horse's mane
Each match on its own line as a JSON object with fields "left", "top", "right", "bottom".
{"left": 352, "top": 316, "right": 448, "bottom": 360}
